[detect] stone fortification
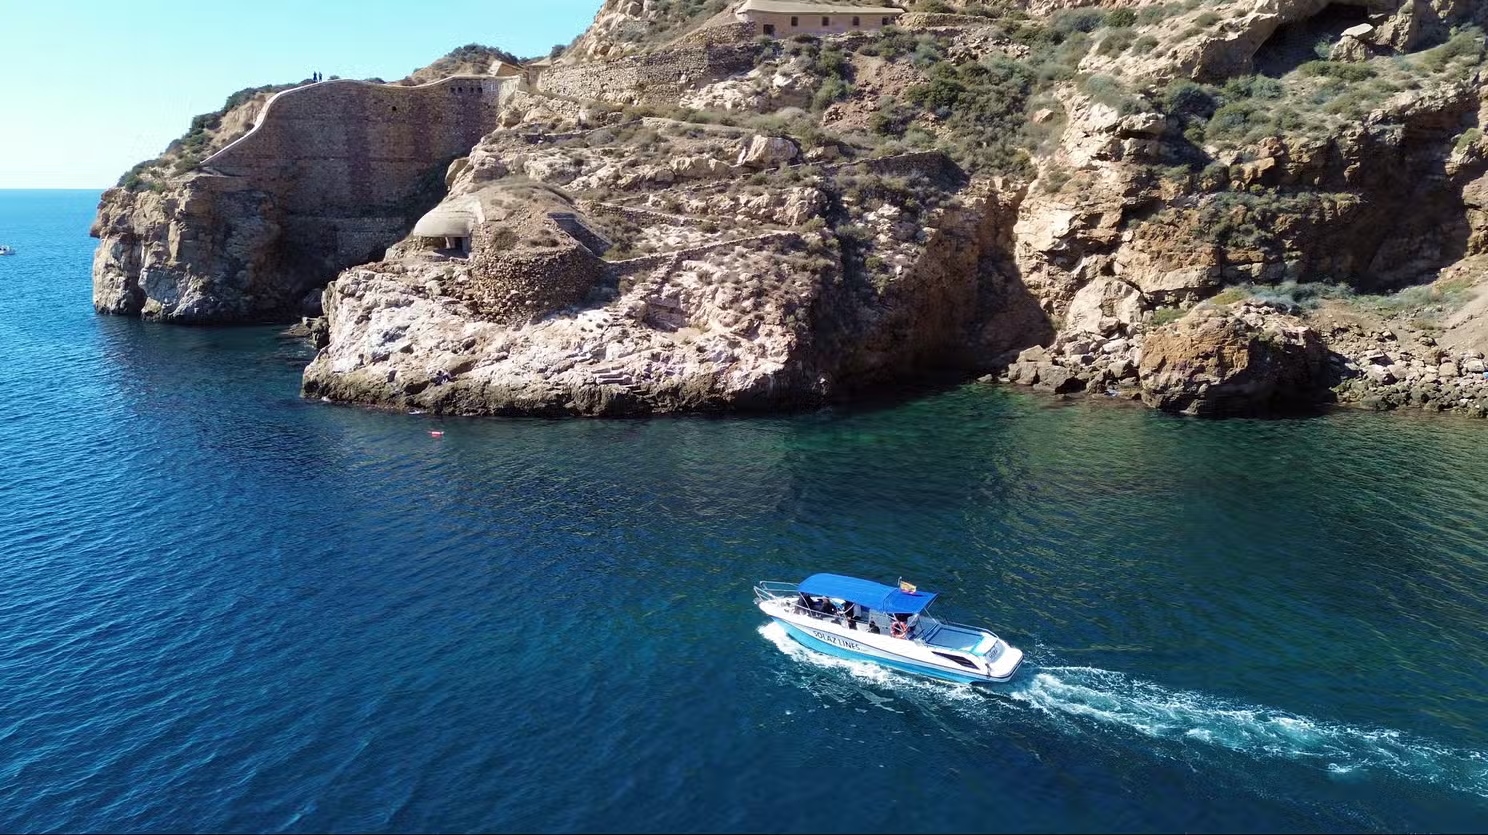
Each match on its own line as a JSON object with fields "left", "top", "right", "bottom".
{"left": 465, "top": 242, "right": 607, "bottom": 321}
{"left": 538, "top": 43, "right": 760, "bottom": 106}
{"left": 203, "top": 76, "right": 513, "bottom": 213}
{"left": 92, "top": 76, "right": 516, "bottom": 322}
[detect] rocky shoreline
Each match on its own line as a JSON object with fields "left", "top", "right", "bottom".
{"left": 997, "top": 296, "right": 1488, "bottom": 418}
{"left": 93, "top": 0, "right": 1488, "bottom": 422}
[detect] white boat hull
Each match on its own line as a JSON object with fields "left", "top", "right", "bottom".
{"left": 759, "top": 597, "right": 1023, "bottom": 684}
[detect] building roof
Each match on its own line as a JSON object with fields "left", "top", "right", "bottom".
{"left": 797, "top": 573, "right": 938, "bottom": 614}
{"left": 737, "top": 1, "right": 906, "bottom": 16}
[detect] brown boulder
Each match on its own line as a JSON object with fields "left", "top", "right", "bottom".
{"left": 1138, "top": 307, "right": 1328, "bottom": 416}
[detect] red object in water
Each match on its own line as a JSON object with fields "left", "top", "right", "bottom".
{"left": 429, "top": 431, "right": 445, "bottom": 437}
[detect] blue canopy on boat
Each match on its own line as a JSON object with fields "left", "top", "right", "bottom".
{"left": 797, "top": 574, "right": 938, "bottom": 615}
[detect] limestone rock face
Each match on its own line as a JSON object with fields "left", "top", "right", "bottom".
{"left": 301, "top": 241, "right": 828, "bottom": 417}
{"left": 90, "top": 175, "right": 291, "bottom": 322}
{"left": 1139, "top": 305, "right": 1328, "bottom": 417}
{"left": 296, "top": 106, "right": 1038, "bottom": 416}
{"left": 562, "top": 0, "right": 685, "bottom": 62}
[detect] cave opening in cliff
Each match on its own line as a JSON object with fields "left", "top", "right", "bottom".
{"left": 1253, "top": 3, "right": 1373, "bottom": 78}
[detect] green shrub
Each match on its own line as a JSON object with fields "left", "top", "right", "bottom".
{"left": 1137, "top": 4, "right": 1175, "bottom": 25}
{"left": 1298, "top": 60, "right": 1377, "bottom": 83}
{"left": 869, "top": 97, "right": 918, "bottom": 137}
{"left": 1052, "top": 8, "right": 1107, "bottom": 35}
{"left": 1040, "top": 165, "right": 1072, "bottom": 193}
{"left": 1416, "top": 27, "right": 1485, "bottom": 73}
{"left": 1222, "top": 74, "right": 1283, "bottom": 100}
{"left": 1164, "top": 79, "right": 1218, "bottom": 118}
{"left": 903, "top": 54, "right": 1040, "bottom": 173}
{"left": 1082, "top": 74, "right": 1142, "bottom": 113}
{"left": 812, "top": 76, "right": 853, "bottom": 110}
{"left": 1097, "top": 27, "right": 1137, "bottom": 56}
{"left": 1152, "top": 306, "right": 1187, "bottom": 326}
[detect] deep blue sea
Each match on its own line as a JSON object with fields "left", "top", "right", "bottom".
{"left": 2, "top": 189, "right": 1487, "bottom": 833}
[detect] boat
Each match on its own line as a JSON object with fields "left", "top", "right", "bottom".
{"left": 0, "top": 246, "right": 14, "bottom": 256}
{"left": 755, "top": 573, "right": 1024, "bottom": 684}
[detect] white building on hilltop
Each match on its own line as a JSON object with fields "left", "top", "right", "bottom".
{"left": 734, "top": 0, "right": 906, "bottom": 38}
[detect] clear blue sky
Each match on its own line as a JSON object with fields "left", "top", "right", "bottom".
{"left": 0, "top": 0, "right": 603, "bottom": 189}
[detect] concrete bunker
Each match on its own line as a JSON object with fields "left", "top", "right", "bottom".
{"left": 412, "top": 200, "right": 482, "bottom": 255}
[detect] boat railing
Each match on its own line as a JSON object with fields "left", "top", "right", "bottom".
{"left": 754, "top": 580, "right": 798, "bottom": 603}
{"left": 756, "top": 581, "right": 893, "bottom": 630}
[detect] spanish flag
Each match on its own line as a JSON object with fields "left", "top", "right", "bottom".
{"left": 899, "top": 580, "right": 917, "bottom": 594}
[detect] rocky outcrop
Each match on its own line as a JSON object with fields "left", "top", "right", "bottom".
{"left": 301, "top": 233, "right": 829, "bottom": 416}
{"left": 91, "top": 174, "right": 291, "bottom": 321}
{"left": 1097, "top": 1, "right": 1488, "bottom": 83}
{"left": 1138, "top": 304, "right": 1328, "bottom": 416}
{"left": 735, "top": 135, "right": 800, "bottom": 168}
{"left": 297, "top": 107, "right": 1037, "bottom": 416}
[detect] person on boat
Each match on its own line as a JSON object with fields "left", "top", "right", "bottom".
{"left": 841, "top": 601, "right": 857, "bottom": 629}
{"left": 891, "top": 614, "right": 910, "bottom": 639}
{"left": 823, "top": 598, "right": 842, "bottom": 623}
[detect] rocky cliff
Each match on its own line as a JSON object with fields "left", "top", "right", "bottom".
{"left": 91, "top": 64, "right": 511, "bottom": 323}
{"left": 94, "top": 0, "right": 1488, "bottom": 417}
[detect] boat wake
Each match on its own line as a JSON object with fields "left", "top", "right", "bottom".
{"left": 758, "top": 623, "right": 1488, "bottom": 799}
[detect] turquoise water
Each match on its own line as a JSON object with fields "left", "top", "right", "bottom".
{"left": 2, "top": 189, "right": 1487, "bottom": 832}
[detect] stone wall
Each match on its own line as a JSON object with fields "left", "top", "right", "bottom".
{"left": 538, "top": 43, "right": 761, "bottom": 106}
{"left": 205, "top": 76, "right": 513, "bottom": 213}
{"left": 549, "top": 212, "right": 614, "bottom": 256}
{"left": 671, "top": 21, "right": 757, "bottom": 48}
{"left": 281, "top": 215, "right": 411, "bottom": 268}
{"left": 467, "top": 232, "right": 606, "bottom": 321}
{"left": 838, "top": 150, "right": 958, "bottom": 180}
{"left": 897, "top": 12, "right": 992, "bottom": 29}
{"left": 583, "top": 200, "right": 700, "bottom": 229}
{"left": 89, "top": 75, "right": 522, "bottom": 323}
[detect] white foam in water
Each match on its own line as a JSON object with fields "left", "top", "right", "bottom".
{"left": 758, "top": 626, "right": 1488, "bottom": 799}
{"left": 1014, "top": 665, "right": 1488, "bottom": 799}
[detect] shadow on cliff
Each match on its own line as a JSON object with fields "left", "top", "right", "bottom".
{"left": 807, "top": 156, "right": 1056, "bottom": 409}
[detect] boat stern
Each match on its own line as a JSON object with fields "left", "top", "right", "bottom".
{"left": 983, "top": 643, "right": 1024, "bottom": 682}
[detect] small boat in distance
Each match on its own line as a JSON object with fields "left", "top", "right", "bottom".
{"left": 755, "top": 573, "right": 1023, "bottom": 684}
{"left": 0, "top": 245, "right": 14, "bottom": 256}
